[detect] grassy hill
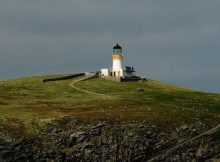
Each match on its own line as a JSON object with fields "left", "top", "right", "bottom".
{"left": 0, "top": 75, "right": 220, "bottom": 161}
{"left": 0, "top": 75, "right": 220, "bottom": 126}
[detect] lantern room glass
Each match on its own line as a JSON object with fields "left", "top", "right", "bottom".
{"left": 113, "top": 49, "right": 122, "bottom": 54}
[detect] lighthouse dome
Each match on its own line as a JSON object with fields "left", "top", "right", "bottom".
{"left": 113, "top": 44, "right": 122, "bottom": 49}
{"left": 113, "top": 44, "right": 122, "bottom": 54}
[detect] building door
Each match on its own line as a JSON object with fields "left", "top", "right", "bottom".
{"left": 118, "top": 71, "right": 120, "bottom": 76}
{"left": 114, "top": 72, "right": 116, "bottom": 77}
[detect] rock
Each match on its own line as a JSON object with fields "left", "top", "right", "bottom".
{"left": 68, "top": 131, "right": 87, "bottom": 147}
{"left": 89, "top": 128, "right": 102, "bottom": 136}
{"left": 56, "top": 152, "right": 66, "bottom": 161}
{"left": 83, "top": 143, "right": 95, "bottom": 150}
{"left": 0, "top": 139, "right": 8, "bottom": 145}
{"left": 84, "top": 148, "right": 93, "bottom": 155}
{"left": 111, "top": 144, "right": 117, "bottom": 151}
{"left": 180, "top": 124, "right": 189, "bottom": 131}
{"left": 90, "top": 123, "right": 105, "bottom": 130}
{"left": 15, "top": 153, "right": 29, "bottom": 161}
{"left": 0, "top": 145, "right": 10, "bottom": 152}
{"left": 48, "top": 150, "right": 56, "bottom": 158}
{"left": 2, "top": 150, "right": 15, "bottom": 159}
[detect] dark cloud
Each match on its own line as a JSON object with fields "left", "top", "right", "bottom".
{"left": 0, "top": 0, "right": 220, "bottom": 92}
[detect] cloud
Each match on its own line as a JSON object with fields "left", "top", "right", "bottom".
{"left": 0, "top": 0, "right": 220, "bottom": 92}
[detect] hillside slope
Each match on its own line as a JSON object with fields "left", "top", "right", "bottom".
{"left": 0, "top": 75, "right": 220, "bottom": 161}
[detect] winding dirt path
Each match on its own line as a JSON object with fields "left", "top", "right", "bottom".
{"left": 147, "top": 124, "right": 220, "bottom": 162}
{"left": 160, "top": 103, "right": 220, "bottom": 117}
{"left": 69, "top": 74, "right": 108, "bottom": 97}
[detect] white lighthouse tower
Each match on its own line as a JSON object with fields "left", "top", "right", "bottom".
{"left": 100, "top": 44, "right": 136, "bottom": 80}
{"left": 112, "top": 44, "right": 124, "bottom": 77}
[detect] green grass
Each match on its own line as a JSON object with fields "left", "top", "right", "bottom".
{"left": 0, "top": 75, "right": 220, "bottom": 135}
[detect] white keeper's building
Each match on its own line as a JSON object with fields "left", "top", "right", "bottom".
{"left": 100, "top": 44, "right": 136, "bottom": 78}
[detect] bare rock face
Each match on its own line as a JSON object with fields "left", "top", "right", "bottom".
{"left": 0, "top": 116, "right": 219, "bottom": 162}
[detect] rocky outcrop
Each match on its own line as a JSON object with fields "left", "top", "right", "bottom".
{"left": 0, "top": 116, "right": 219, "bottom": 162}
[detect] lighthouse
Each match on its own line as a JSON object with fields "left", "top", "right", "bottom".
{"left": 100, "top": 43, "right": 136, "bottom": 81}
{"left": 112, "top": 44, "right": 124, "bottom": 77}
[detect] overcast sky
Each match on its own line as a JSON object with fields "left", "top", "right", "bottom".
{"left": 0, "top": 0, "right": 220, "bottom": 93}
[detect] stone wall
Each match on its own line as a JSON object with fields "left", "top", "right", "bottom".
{"left": 43, "top": 73, "right": 85, "bottom": 82}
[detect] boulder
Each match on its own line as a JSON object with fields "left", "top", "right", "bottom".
{"left": 68, "top": 131, "right": 87, "bottom": 147}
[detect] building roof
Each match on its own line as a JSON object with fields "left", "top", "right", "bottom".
{"left": 125, "top": 66, "right": 135, "bottom": 72}
{"left": 113, "top": 44, "right": 122, "bottom": 49}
